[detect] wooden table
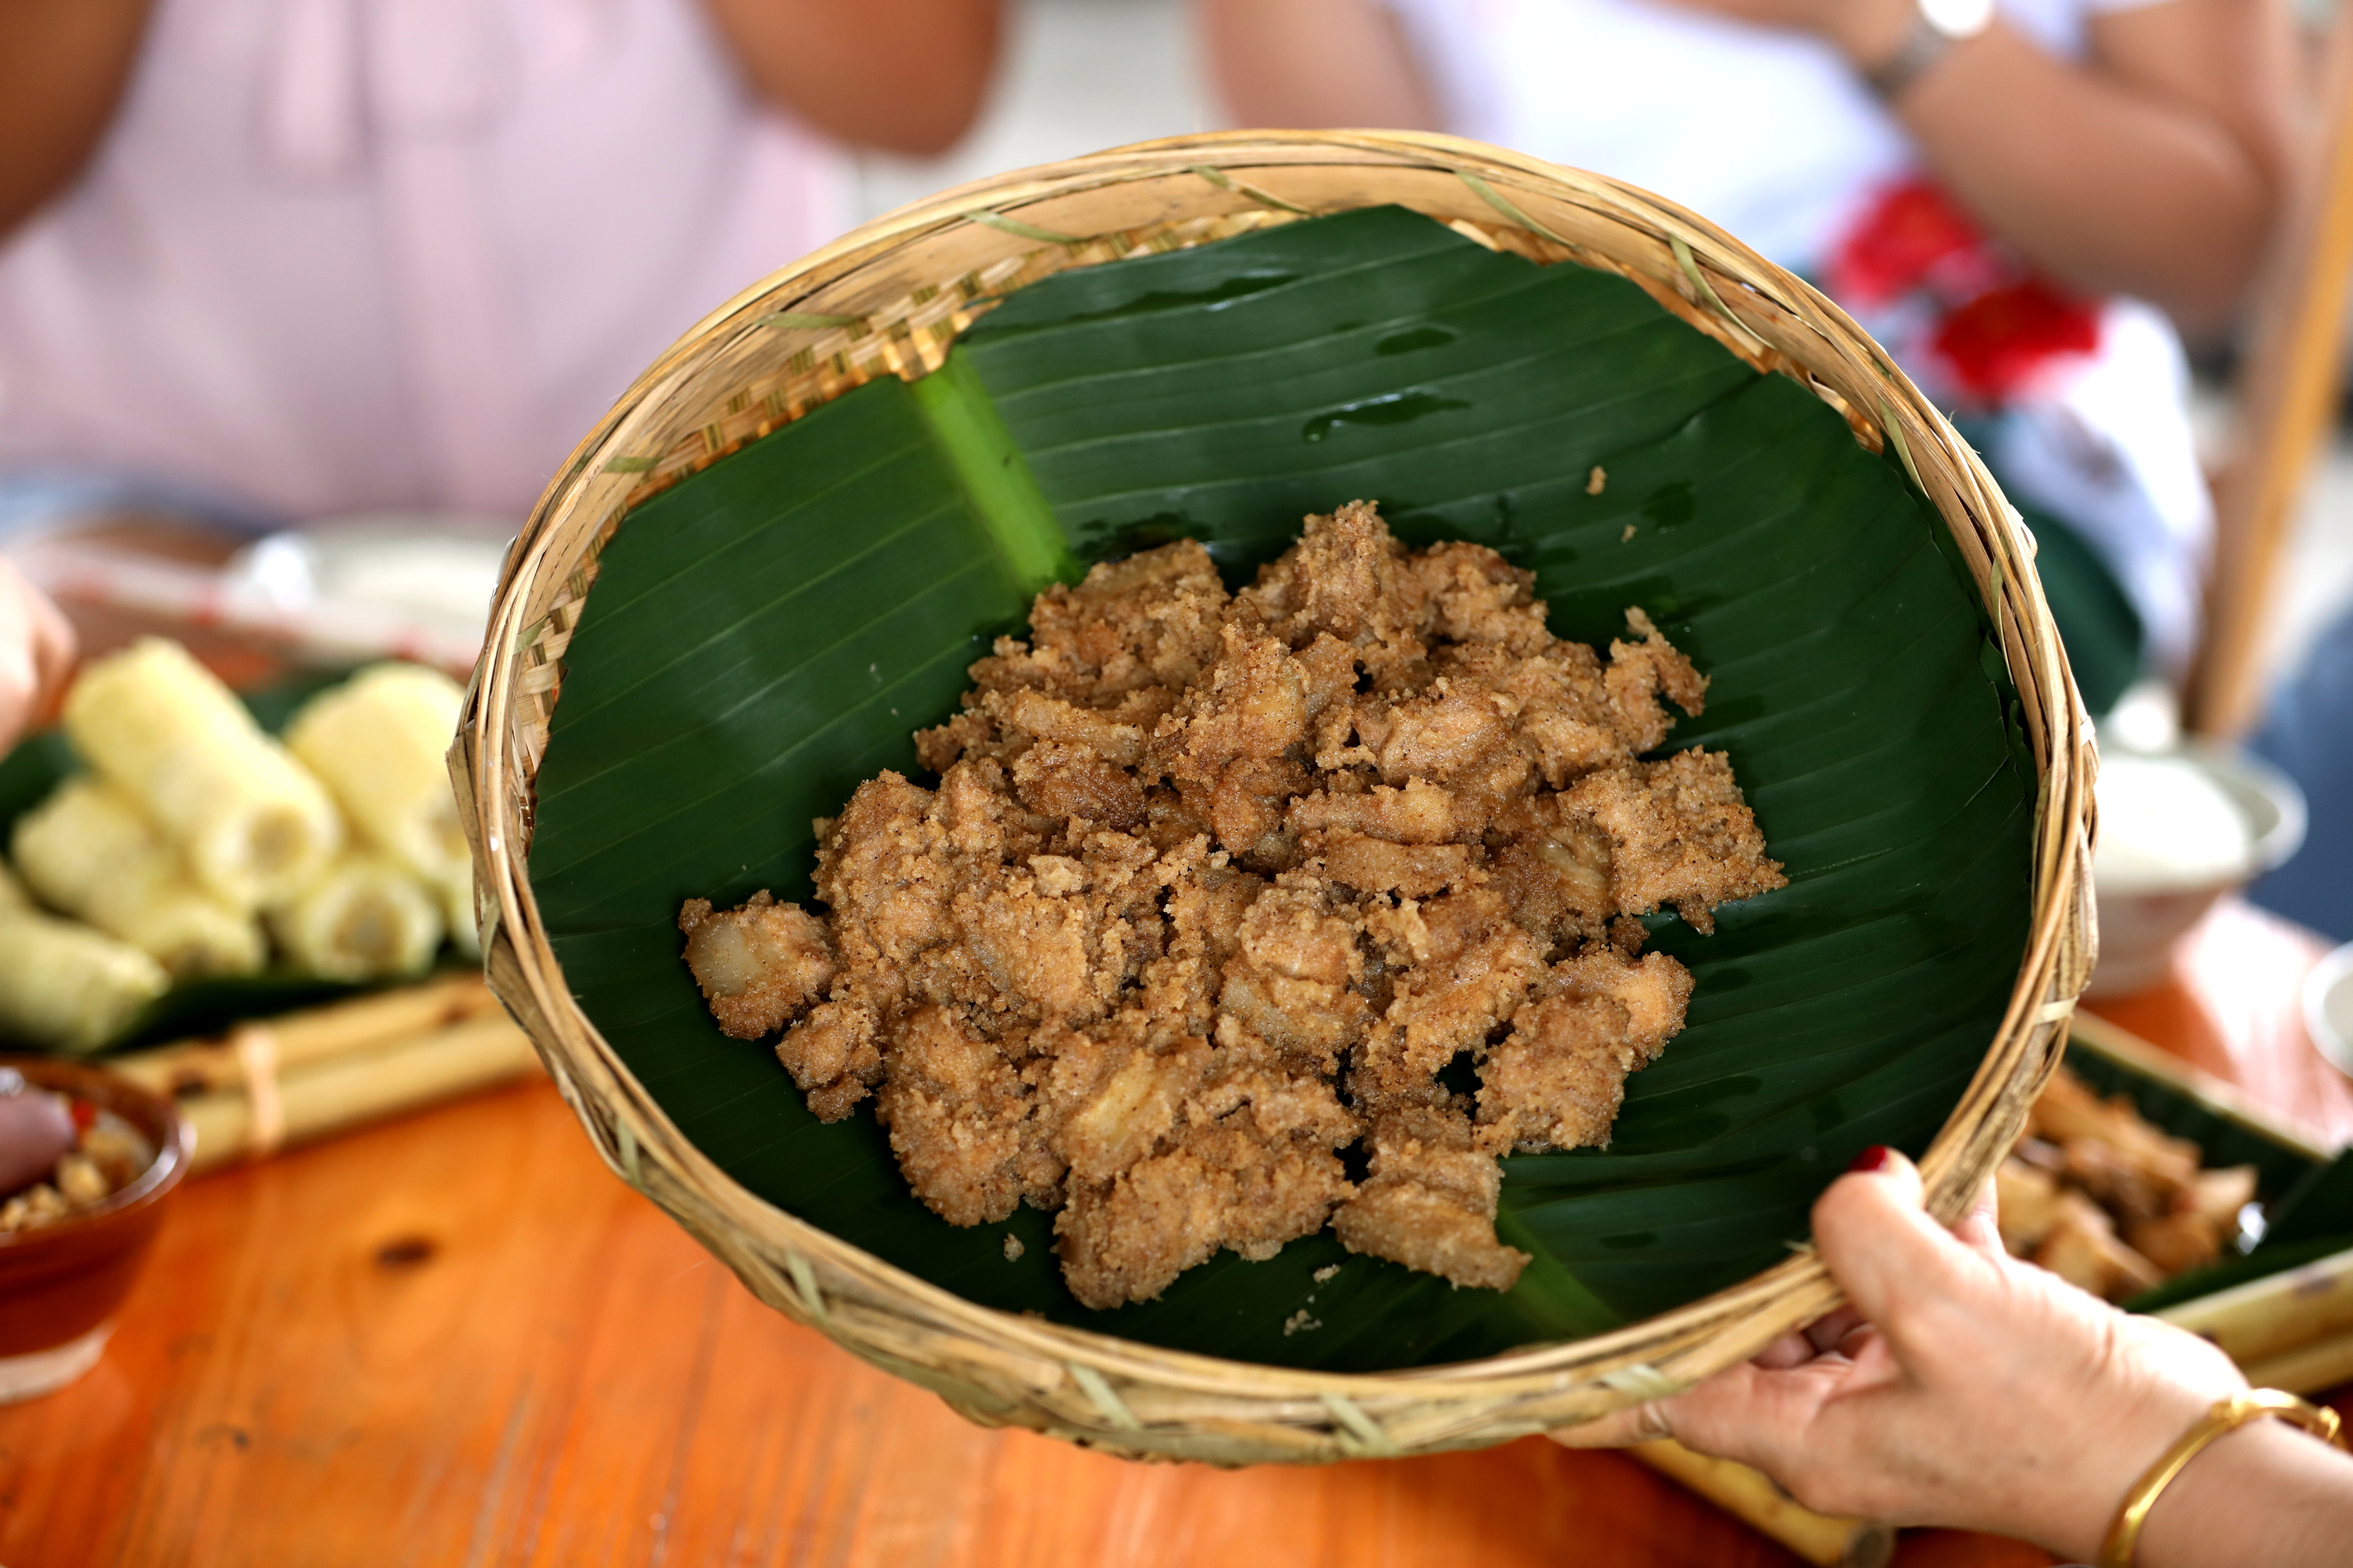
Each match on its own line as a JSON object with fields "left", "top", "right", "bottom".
{"left": 1, "top": 898, "right": 2340, "bottom": 1568}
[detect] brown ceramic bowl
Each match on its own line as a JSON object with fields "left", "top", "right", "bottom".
{"left": 0, "top": 1055, "right": 192, "bottom": 1401}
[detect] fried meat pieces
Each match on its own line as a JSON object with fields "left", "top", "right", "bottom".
{"left": 680, "top": 501, "right": 1786, "bottom": 1308}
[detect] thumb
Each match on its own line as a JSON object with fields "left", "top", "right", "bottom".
{"left": 1812, "top": 1149, "right": 1989, "bottom": 1346}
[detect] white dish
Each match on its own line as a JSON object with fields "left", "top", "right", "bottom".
{"left": 2306, "top": 943, "right": 2353, "bottom": 1080}
{"left": 2086, "top": 740, "right": 2307, "bottom": 999}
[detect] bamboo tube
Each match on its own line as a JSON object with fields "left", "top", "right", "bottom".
{"left": 2156, "top": 1245, "right": 2353, "bottom": 1367}
{"left": 1628, "top": 1440, "right": 1893, "bottom": 1568}
{"left": 106, "top": 972, "right": 511, "bottom": 1100}
{"left": 11, "top": 775, "right": 266, "bottom": 979}
{"left": 63, "top": 638, "right": 342, "bottom": 908}
{"left": 0, "top": 862, "right": 172, "bottom": 1053}
{"left": 2242, "top": 1325, "right": 2353, "bottom": 1396}
{"left": 285, "top": 662, "right": 474, "bottom": 912}
{"left": 2187, "top": 0, "right": 2353, "bottom": 736}
{"left": 143, "top": 1014, "right": 540, "bottom": 1173}
{"left": 266, "top": 850, "right": 445, "bottom": 981}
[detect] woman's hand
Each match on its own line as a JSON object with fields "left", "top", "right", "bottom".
{"left": 1554, "top": 1150, "right": 2248, "bottom": 1560}
{"left": 0, "top": 559, "right": 75, "bottom": 750}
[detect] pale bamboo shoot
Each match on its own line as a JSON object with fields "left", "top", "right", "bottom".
{"left": 266, "top": 851, "right": 443, "bottom": 981}
{"left": 11, "top": 775, "right": 265, "bottom": 978}
{"left": 63, "top": 639, "right": 341, "bottom": 908}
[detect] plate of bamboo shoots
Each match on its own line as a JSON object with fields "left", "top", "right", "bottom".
{"left": 0, "top": 639, "right": 476, "bottom": 1053}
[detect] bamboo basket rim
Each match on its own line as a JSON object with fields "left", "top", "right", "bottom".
{"left": 453, "top": 130, "right": 2097, "bottom": 1462}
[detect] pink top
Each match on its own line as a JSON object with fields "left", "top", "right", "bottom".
{"left": 0, "top": 0, "right": 849, "bottom": 523}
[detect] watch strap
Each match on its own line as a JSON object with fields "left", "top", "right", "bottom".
{"left": 1864, "top": 12, "right": 1957, "bottom": 102}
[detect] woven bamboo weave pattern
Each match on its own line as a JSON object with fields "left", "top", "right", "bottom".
{"left": 454, "top": 131, "right": 2095, "bottom": 1465}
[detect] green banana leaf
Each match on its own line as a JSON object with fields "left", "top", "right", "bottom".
{"left": 528, "top": 205, "right": 2036, "bottom": 1371}
{"left": 0, "top": 670, "right": 466, "bottom": 1052}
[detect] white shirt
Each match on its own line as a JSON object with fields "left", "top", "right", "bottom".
{"left": 1387, "top": 0, "right": 2169, "bottom": 272}
{"left": 1383, "top": 0, "right": 2212, "bottom": 676}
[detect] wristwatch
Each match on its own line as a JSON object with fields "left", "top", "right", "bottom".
{"left": 1864, "top": 0, "right": 1996, "bottom": 102}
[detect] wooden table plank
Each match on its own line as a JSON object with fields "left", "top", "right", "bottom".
{"left": 0, "top": 1077, "right": 2052, "bottom": 1567}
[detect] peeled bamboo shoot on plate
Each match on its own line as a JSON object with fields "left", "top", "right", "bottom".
{"left": 285, "top": 663, "right": 470, "bottom": 886}
{"left": 11, "top": 775, "right": 266, "bottom": 978}
{"left": 63, "top": 638, "right": 342, "bottom": 908}
{"left": 267, "top": 851, "right": 443, "bottom": 981}
{"left": 0, "top": 862, "right": 170, "bottom": 1053}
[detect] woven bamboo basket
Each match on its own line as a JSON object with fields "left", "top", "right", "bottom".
{"left": 451, "top": 131, "right": 2097, "bottom": 1466}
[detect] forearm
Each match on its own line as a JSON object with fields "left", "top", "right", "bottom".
{"left": 2135, "top": 1418, "right": 2353, "bottom": 1568}
{"left": 1198, "top": 0, "right": 1441, "bottom": 131}
{"left": 0, "top": 0, "right": 152, "bottom": 240}
{"left": 1893, "top": 24, "right": 2276, "bottom": 322}
{"left": 698, "top": 0, "right": 1003, "bottom": 156}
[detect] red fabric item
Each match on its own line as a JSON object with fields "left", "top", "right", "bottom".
{"left": 1828, "top": 175, "right": 2104, "bottom": 409}
{"left": 1930, "top": 277, "right": 2102, "bottom": 402}
{"left": 1828, "top": 178, "right": 1980, "bottom": 306}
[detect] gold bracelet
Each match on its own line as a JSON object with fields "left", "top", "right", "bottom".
{"left": 2099, "top": 1389, "right": 2346, "bottom": 1567}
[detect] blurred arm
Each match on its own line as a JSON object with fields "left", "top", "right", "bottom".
{"left": 1198, "top": 0, "right": 1441, "bottom": 131}
{"left": 1873, "top": 0, "right": 2301, "bottom": 328}
{"left": 699, "top": 0, "right": 1006, "bottom": 156}
{"left": 1199, "top": 0, "right": 2298, "bottom": 326}
{"left": 0, "top": 0, "right": 153, "bottom": 240}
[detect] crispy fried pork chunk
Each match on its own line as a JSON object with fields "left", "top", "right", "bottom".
{"left": 1331, "top": 1103, "right": 1532, "bottom": 1292}
{"left": 678, "top": 892, "right": 834, "bottom": 1042}
{"left": 682, "top": 501, "right": 1784, "bottom": 1304}
{"left": 1568, "top": 749, "right": 1786, "bottom": 934}
{"left": 1476, "top": 944, "right": 1695, "bottom": 1151}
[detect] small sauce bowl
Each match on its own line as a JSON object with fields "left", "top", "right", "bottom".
{"left": 0, "top": 1055, "right": 193, "bottom": 1402}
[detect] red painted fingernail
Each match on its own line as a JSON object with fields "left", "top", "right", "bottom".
{"left": 1848, "top": 1145, "right": 1893, "bottom": 1174}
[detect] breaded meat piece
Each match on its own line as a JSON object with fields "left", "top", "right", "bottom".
{"left": 677, "top": 890, "right": 834, "bottom": 1041}
{"left": 1057, "top": 1116, "right": 1355, "bottom": 1308}
{"left": 682, "top": 500, "right": 1782, "bottom": 1307}
{"left": 1605, "top": 606, "right": 1709, "bottom": 754}
{"left": 876, "top": 1005, "right": 1062, "bottom": 1226}
{"left": 1215, "top": 876, "right": 1371, "bottom": 1073}
{"left": 1354, "top": 888, "right": 1546, "bottom": 1104}
{"left": 1477, "top": 944, "right": 1694, "bottom": 1150}
{"left": 1331, "top": 1103, "right": 1531, "bottom": 1291}
{"left": 1568, "top": 749, "right": 1788, "bottom": 934}
{"left": 1241, "top": 499, "right": 1434, "bottom": 691}
{"left": 1147, "top": 620, "right": 1315, "bottom": 858}
{"left": 972, "top": 538, "right": 1229, "bottom": 704}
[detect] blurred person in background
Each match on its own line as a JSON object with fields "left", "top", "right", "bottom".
{"left": 0, "top": 0, "right": 1003, "bottom": 542}
{"left": 1203, "top": 0, "right": 2300, "bottom": 717}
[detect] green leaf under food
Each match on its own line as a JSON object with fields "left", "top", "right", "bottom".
{"left": 0, "top": 669, "right": 465, "bottom": 1053}
{"left": 530, "top": 205, "right": 2035, "bottom": 1370}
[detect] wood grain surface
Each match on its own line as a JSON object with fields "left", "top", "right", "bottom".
{"left": 1, "top": 893, "right": 2339, "bottom": 1568}
{"left": 0, "top": 1076, "right": 2053, "bottom": 1568}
